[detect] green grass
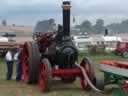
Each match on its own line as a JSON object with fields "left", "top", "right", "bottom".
{"left": 0, "top": 52, "right": 127, "bottom": 96}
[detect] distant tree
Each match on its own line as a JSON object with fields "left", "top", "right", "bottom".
{"left": 107, "top": 19, "right": 128, "bottom": 33}
{"left": 107, "top": 23, "right": 120, "bottom": 33}
{"left": 34, "top": 18, "right": 56, "bottom": 33}
{"left": 48, "top": 18, "right": 56, "bottom": 31}
{"left": 74, "top": 18, "right": 128, "bottom": 34}
{"left": 120, "top": 19, "right": 128, "bottom": 32}
{"left": 2, "top": 20, "right": 7, "bottom": 26}
{"left": 93, "top": 19, "right": 105, "bottom": 33}
{"left": 96, "top": 19, "right": 104, "bottom": 26}
{"left": 12, "top": 24, "right": 16, "bottom": 27}
{"left": 80, "top": 20, "right": 92, "bottom": 33}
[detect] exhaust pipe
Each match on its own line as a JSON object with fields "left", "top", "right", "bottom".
{"left": 62, "top": 1, "right": 71, "bottom": 37}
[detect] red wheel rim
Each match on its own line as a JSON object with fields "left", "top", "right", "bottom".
{"left": 81, "top": 79, "right": 88, "bottom": 89}
{"left": 22, "top": 43, "right": 29, "bottom": 83}
{"left": 80, "top": 59, "right": 90, "bottom": 89}
{"left": 80, "top": 58, "right": 95, "bottom": 90}
{"left": 81, "top": 59, "right": 91, "bottom": 77}
{"left": 38, "top": 63, "right": 48, "bottom": 92}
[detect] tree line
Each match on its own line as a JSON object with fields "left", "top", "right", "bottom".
{"left": 34, "top": 18, "right": 128, "bottom": 34}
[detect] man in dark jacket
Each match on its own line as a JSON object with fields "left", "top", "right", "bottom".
{"left": 15, "top": 47, "right": 23, "bottom": 81}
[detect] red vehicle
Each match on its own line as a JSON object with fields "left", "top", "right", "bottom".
{"left": 115, "top": 41, "right": 128, "bottom": 57}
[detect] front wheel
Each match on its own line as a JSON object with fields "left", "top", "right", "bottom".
{"left": 80, "top": 57, "right": 96, "bottom": 90}
{"left": 22, "top": 42, "right": 40, "bottom": 84}
{"left": 38, "top": 58, "right": 52, "bottom": 92}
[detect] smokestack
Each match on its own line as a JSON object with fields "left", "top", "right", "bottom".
{"left": 62, "top": 1, "right": 71, "bottom": 37}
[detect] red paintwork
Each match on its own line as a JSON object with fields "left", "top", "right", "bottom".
{"left": 38, "top": 62, "right": 89, "bottom": 92}
{"left": 38, "top": 58, "right": 95, "bottom": 91}
{"left": 52, "top": 69, "right": 82, "bottom": 77}
{"left": 37, "top": 32, "right": 55, "bottom": 52}
{"left": 38, "top": 63, "right": 48, "bottom": 92}
{"left": 100, "top": 60, "right": 128, "bottom": 69}
{"left": 22, "top": 43, "right": 29, "bottom": 83}
{"left": 116, "top": 42, "right": 128, "bottom": 52}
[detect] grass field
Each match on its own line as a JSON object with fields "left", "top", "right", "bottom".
{"left": 0, "top": 52, "right": 127, "bottom": 96}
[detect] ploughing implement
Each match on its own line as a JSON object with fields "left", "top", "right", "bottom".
{"left": 100, "top": 60, "right": 128, "bottom": 96}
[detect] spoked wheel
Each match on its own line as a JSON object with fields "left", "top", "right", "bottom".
{"left": 38, "top": 58, "right": 52, "bottom": 92}
{"left": 22, "top": 42, "right": 40, "bottom": 83}
{"left": 80, "top": 57, "right": 96, "bottom": 90}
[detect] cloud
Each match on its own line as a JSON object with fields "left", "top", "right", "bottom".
{"left": 0, "top": 0, "right": 128, "bottom": 25}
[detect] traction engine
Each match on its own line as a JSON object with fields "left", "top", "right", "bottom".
{"left": 22, "top": 1, "right": 102, "bottom": 92}
{"left": 22, "top": 1, "right": 128, "bottom": 95}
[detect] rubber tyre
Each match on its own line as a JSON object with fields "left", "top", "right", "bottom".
{"left": 22, "top": 42, "right": 40, "bottom": 84}
{"left": 38, "top": 58, "right": 52, "bottom": 92}
{"left": 122, "top": 51, "right": 128, "bottom": 58}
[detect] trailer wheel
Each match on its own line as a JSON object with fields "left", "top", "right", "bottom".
{"left": 80, "top": 57, "right": 96, "bottom": 90}
{"left": 38, "top": 58, "right": 52, "bottom": 92}
{"left": 122, "top": 51, "right": 128, "bottom": 57}
{"left": 22, "top": 42, "right": 40, "bottom": 83}
{"left": 95, "top": 77, "right": 104, "bottom": 90}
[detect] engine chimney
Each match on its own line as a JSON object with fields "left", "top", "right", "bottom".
{"left": 62, "top": 1, "right": 71, "bottom": 37}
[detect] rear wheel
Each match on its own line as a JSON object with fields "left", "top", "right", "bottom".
{"left": 22, "top": 42, "right": 40, "bottom": 83}
{"left": 38, "top": 58, "right": 52, "bottom": 92}
{"left": 122, "top": 51, "right": 128, "bottom": 57}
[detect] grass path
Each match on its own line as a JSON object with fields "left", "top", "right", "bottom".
{"left": 0, "top": 53, "right": 127, "bottom": 96}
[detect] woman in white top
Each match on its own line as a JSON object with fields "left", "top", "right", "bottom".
{"left": 5, "top": 49, "right": 14, "bottom": 80}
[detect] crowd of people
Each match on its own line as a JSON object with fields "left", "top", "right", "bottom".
{"left": 5, "top": 45, "right": 23, "bottom": 81}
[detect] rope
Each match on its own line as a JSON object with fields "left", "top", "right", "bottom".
{"left": 75, "top": 63, "right": 103, "bottom": 93}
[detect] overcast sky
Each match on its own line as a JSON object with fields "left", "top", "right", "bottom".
{"left": 0, "top": 0, "right": 128, "bottom": 26}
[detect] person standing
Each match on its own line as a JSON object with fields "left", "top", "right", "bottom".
{"left": 5, "top": 49, "right": 14, "bottom": 80}
{"left": 15, "top": 47, "right": 23, "bottom": 81}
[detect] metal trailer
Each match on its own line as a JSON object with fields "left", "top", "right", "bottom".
{"left": 0, "top": 42, "right": 22, "bottom": 57}
{"left": 100, "top": 60, "right": 128, "bottom": 96}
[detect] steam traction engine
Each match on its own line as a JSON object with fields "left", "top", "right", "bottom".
{"left": 22, "top": 1, "right": 101, "bottom": 92}
{"left": 22, "top": 1, "right": 128, "bottom": 95}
